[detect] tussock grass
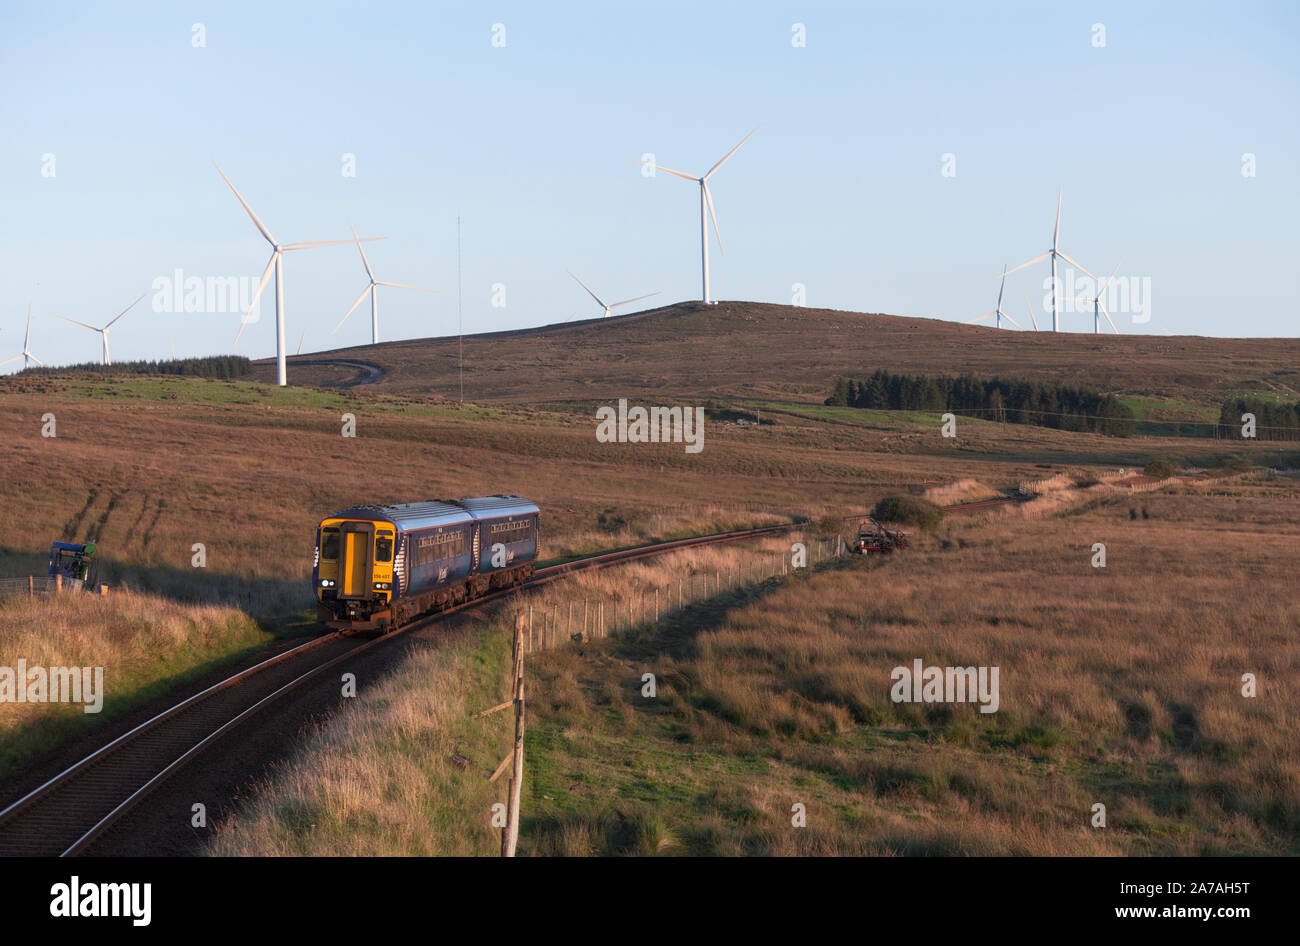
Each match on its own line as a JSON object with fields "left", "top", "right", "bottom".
{"left": 0, "top": 589, "right": 266, "bottom": 779}
{"left": 520, "top": 486, "right": 1298, "bottom": 855}
{"left": 207, "top": 622, "right": 513, "bottom": 856}
{"left": 922, "top": 478, "right": 999, "bottom": 507}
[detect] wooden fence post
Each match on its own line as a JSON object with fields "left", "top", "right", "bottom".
{"left": 503, "top": 612, "right": 526, "bottom": 858}
{"left": 28, "top": 576, "right": 34, "bottom": 598}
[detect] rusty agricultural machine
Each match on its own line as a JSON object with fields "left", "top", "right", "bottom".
{"left": 848, "top": 516, "right": 909, "bottom": 555}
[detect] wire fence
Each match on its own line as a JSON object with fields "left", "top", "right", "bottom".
{"left": 0, "top": 576, "right": 63, "bottom": 600}
{"left": 519, "top": 534, "right": 845, "bottom": 654}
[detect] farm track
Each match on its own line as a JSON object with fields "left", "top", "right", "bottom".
{"left": 0, "top": 522, "right": 788, "bottom": 857}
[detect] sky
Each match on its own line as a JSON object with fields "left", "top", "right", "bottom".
{"left": 1, "top": 0, "right": 1297, "bottom": 370}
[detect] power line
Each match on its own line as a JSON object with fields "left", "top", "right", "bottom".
{"left": 457, "top": 215, "right": 463, "bottom": 404}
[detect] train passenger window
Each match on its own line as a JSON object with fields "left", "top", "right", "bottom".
{"left": 321, "top": 528, "right": 340, "bottom": 561}
{"left": 376, "top": 532, "right": 394, "bottom": 563}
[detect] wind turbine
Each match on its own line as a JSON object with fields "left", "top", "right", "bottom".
{"left": 1, "top": 305, "right": 43, "bottom": 370}
{"left": 632, "top": 127, "right": 758, "bottom": 304}
{"left": 332, "top": 221, "right": 436, "bottom": 344}
{"left": 1003, "top": 188, "right": 1094, "bottom": 331}
{"left": 1064, "top": 262, "right": 1122, "bottom": 335}
{"left": 567, "top": 271, "right": 659, "bottom": 319}
{"left": 213, "top": 162, "right": 383, "bottom": 385}
{"left": 966, "top": 265, "right": 1021, "bottom": 329}
{"left": 52, "top": 293, "right": 146, "bottom": 366}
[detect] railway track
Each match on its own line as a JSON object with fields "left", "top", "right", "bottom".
{"left": 0, "top": 522, "right": 789, "bottom": 857}
{"left": 941, "top": 496, "right": 1024, "bottom": 514}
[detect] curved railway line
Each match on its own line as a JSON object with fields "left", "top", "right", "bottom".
{"left": 0, "top": 522, "right": 789, "bottom": 857}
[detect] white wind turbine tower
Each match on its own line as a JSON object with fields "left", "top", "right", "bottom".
{"left": 52, "top": 293, "right": 146, "bottom": 365}
{"left": 967, "top": 265, "right": 1021, "bottom": 329}
{"left": 567, "top": 271, "right": 660, "bottom": 319}
{"left": 1064, "top": 262, "right": 1122, "bottom": 335}
{"left": 1003, "top": 188, "right": 1094, "bottom": 331}
{"left": 1, "top": 306, "right": 43, "bottom": 370}
{"left": 633, "top": 127, "right": 758, "bottom": 304}
{"left": 333, "top": 221, "right": 436, "bottom": 344}
{"left": 213, "top": 162, "right": 383, "bottom": 385}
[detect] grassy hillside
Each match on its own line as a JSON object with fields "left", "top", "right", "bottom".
{"left": 204, "top": 478, "right": 1300, "bottom": 855}
{"left": 251, "top": 301, "right": 1300, "bottom": 407}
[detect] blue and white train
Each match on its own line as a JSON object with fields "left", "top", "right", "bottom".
{"left": 313, "top": 495, "right": 539, "bottom": 631}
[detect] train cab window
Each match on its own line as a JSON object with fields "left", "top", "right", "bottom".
{"left": 376, "top": 532, "right": 394, "bottom": 563}
{"left": 321, "top": 528, "right": 340, "bottom": 561}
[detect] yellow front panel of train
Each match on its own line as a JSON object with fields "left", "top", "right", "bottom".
{"left": 343, "top": 531, "right": 368, "bottom": 596}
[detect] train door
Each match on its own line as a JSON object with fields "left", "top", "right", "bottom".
{"left": 339, "top": 521, "right": 374, "bottom": 598}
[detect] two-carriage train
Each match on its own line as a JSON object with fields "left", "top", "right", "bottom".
{"left": 314, "top": 496, "right": 539, "bottom": 632}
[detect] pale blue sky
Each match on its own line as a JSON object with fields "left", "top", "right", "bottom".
{"left": 2, "top": 0, "right": 1297, "bottom": 369}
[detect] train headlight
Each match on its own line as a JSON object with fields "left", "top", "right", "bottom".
{"left": 320, "top": 579, "right": 334, "bottom": 587}
{"left": 374, "top": 582, "right": 390, "bottom": 590}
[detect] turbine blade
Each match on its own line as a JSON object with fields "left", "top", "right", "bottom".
{"left": 1052, "top": 186, "right": 1062, "bottom": 249}
{"left": 703, "top": 182, "right": 723, "bottom": 255}
{"left": 24, "top": 306, "right": 30, "bottom": 350}
{"left": 1057, "top": 251, "right": 1095, "bottom": 280}
{"left": 1101, "top": 302, "right": 1120, "bottom": 334}
{"left": 333, "top": 285, "right": 373, "bottom": 333}
{"left": 27, "top": 353, "right": 44, "bottom": 366}
{"left": 0, "top": 355, "right": 21, "bottom": 366}
{"left": 966, "top": 313, "right": 995, "bottom": 324}
{"left": 376, "top": 281, "right": 436, "bottom": 292}
{"left": 704, "top": 126, "right": 759, "bottom": 179}
{"left": 1024, "top": 297, "right": 1039, "bottom": 331}
{"left": 996, "top": 265, "right": 1007, "bottom": 309}
{"left": 212, "top": 161, "right": 277, "bottom": 246}
{"left": 1002, "top": 311, "right": 1022, "bottom": 329}
{"left": 235, "top": 253, "right": 277, "bottom": 345}
{"left": 1096, "top": 261, "right": 1122, "bottom": 296}
{"left": 568, "top": 271, "right": 606, "bottom": 309}
{"left": 349, "top": 220, "right": 375, "bottom": 281}
{"left": 282, "top": 238, "right": 384, "bottom": 250}
{"left": 627, "top": 158, "right": 698, "bottom": 182}
{"left": 1003, "top": 252, "right": 1049, "bottom": 277}
{"left": 105, "top": 292, "right": 147, "bottom": 329}
{"left": 53, "top": 313, "right": 99, "bottom": 332}
{"left": 609, "top": 291, "right": 661, "bottom": 308}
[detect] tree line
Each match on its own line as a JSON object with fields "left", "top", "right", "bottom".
{"left": 1216, "top": 396, "right": 1300, "bottom": 441}
{"left": 18, "top": 355, "right": 253, "bottom": 379}
{"left": 826, "top": 369, "right": 1137, "bottom": 436}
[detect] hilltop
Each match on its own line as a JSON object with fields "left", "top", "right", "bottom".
{"left": 251, "top": 301, "right": 1300, "bottom": 407}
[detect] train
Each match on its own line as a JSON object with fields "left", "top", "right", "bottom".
{"left": 313, "top": 496, "right": 540, "bottom": 632}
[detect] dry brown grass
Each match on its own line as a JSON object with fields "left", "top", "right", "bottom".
{"left": 0, "top": 588, "right": 265, "bottom": 778}
{"left": 516, "top": 483, "right": 1298, "bottom": 855}
{"left": 922, "top": 478, "right": 1000, "bottom": 506}
{"left": 206, "top": 621, "right": 512, "bottom": 856}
